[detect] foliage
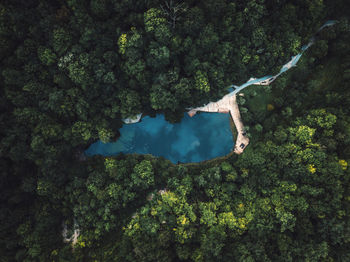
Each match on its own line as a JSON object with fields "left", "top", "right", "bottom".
{"left": 0, "top": 0, "right": 349, "bottom": 261}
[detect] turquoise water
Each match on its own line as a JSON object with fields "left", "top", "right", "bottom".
{"left": 85, "top": 113, "right": 234, "bottom": 163}
{"left": 86, "top": 20, "right": 337, "bottom": 163}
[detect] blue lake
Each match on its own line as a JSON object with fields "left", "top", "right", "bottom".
{"left": 86, "top": 21, "right": 337, "bottom": 164}
{"left": 85, "top": 113, "right": 234, "bottom": 163}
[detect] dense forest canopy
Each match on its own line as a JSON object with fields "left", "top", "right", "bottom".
{"left": 0, "top": 0, "right": 350, "bottom": 261}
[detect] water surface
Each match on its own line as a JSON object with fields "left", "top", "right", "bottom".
{"left": 87, "top": 21, "right": 337, "bottom": 163}
{"left": 86, "top": 113, "right": 234, "bottom": 163}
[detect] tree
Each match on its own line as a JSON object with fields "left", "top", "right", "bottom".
{"left": 195, "top": 70, "right": 210, "bottom": 93}
{"left": 90, "top": 0, "right": 110, "bottom": 19}
{"left": 150, "top": 84, "right": 178, "bottom": 111}
{"left": 160, "top": 0, "right": 186, "bottom": 29}
{"left": 131, "top": 160, "right": 154, "bottom": 189}
{"left": 52, "top": 27, "right": 72, "bottom": 55}
{"left": 118, "top": 90, "right": 142, "bottom": 119}
{"left": 147, "top": 42, "right": 170, "bottom": 70}
{"left": 144, "top": 8, "right": 167, "bottom": 33}
{"left": 71, "top": 121, "right": 93, "bottom": 142}
{"left": 37, "top": 46, "right": 57, "bottom": 66}
{"left": 311, "top": 40, "right": 328, "bottom": 59}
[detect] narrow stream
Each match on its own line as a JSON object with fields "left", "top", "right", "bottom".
{"left": 85, "top": 21, "right": 337, "bottom": 163}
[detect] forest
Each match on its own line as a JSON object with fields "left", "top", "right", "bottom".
{"left": 0, "top": 0, "right": 350, "bottom": 261}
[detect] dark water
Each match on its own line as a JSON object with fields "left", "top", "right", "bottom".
{"left": 85, "top": 113, "right": 234, "bottom": 163}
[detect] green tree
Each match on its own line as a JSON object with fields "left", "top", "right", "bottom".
{"left": 144, "top": 8, "right": 166, "bottom": 33}
{"left": 131, "top": 160, "right": 154, "bottom": 189}
{"left": 37, "top": 46, "right": 57, "bottom": 65}
{"left": 52, "top": 28, "right": 72, "bottom": 55}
